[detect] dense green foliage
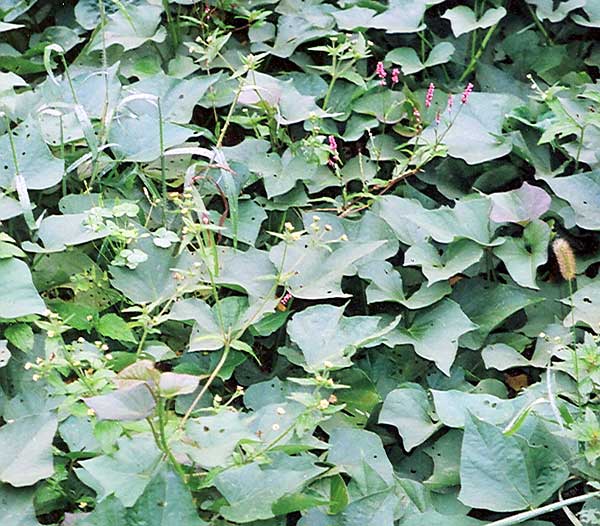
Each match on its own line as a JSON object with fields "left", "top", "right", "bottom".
{"left": 1, "top": 0, "right": 600, "bottom": 524}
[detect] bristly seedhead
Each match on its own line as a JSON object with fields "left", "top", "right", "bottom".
{"left": 552, "top": 238, "right": 576, "bottom": 281}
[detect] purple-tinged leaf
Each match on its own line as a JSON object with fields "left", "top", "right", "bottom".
{"left": 158, "top": 372, "right": 200, "bottom": 398}
{"left": 114, "top": 359, "right": 160, "bottom": 390}
{"left": 84, "top": 384, "right": 156, "bottom": 421}
{"left": 489, "top": 182, "right": 551, "bottom": 224}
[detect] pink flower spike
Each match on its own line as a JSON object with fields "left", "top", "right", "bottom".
{"left": 435, "top": 111, "right": 441, "bottom": 125}
{"left": 461, "top": 82, "right": 474, "bottom": 104}
{"left": 328, "top": 135, "right": 338, "bottom": 153}
{"left": 425, "top": 82, "right": 435, "bottom": 108}
{"left": 379, "top": 79, "right": 387, "bottom": 86}
{"left": 375, "top": 61, "right": 387, "bottom": 79}
{"left": 413, "top": 107, "right": 421, "bottom": 121}
{"left": 391, "top": 68, "right": 400, "bottom": 85}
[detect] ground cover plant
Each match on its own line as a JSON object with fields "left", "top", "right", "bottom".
{"left": 2, "top": 0, "right": 600, "bottom": 524}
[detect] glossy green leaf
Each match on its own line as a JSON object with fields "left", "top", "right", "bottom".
{"left": 421, "top": 93, "right": 520, "bottom": 164}
{"left": 328, "top": 428, "right": 394, "bottom": 488}
{"left": 97, "top": 313, "right": 137, "bottom": 344}
{"left": 0, "top": 118, "right": 64, "bottom": 190}
{"left": 452, "top": 278, "right": 542, "bottom": 348}
{"left": 181, "top": 411, "right": 254, "bottom": 469}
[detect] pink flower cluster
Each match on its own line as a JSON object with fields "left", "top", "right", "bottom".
{"left": 371, "top": 62, "right": 475, "bottom": 129}
{"left": 328, "top": 135, "right": 340, "bottom": 167}
{"left": 461, "top": 82, "right": 474, "bottom": 104}
{"left": 375, "top": 63, "right": 401, "bottom": 86}
{"left": 328, "top": 135, "right": 338, "bottom": 153}
{"left": 425, "top": 83, "right": 435, "bottom": 108}
{"left": 376, "top": 62, "right": 387, "bottom": 86}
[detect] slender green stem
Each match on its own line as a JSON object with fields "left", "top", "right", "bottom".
{"left": 567, "top": 279, "right": 582, "bottom": 407}
{"left": 162, "top": 0, "right": 179, "bottom": 48}
{"left": 486, "top": 491, "right": 600, "bottom": 526}
{"left": 323, "top": 53, "right": 338, "bottom": 110}
{"left": 575, "top": 125, "right": 586, "bottom": 171}
{"left": 525, "top": 3, "right": 554, "bottom": 45}
{"left": 5, "top": 117, "right": 35, "bottom": 230}
{"left": 157, "top": 97, "right": 167, "bottom": 221}
{"left": 156, "top": 399, "right": 187, "bottom": 480}
{"left": 136, "top": 326, "right": 150, "bottom": 356}
{"left": 216, "top": 86, "right": 243, "bottom": 148}
{"left": 59, "top": 115, "right": 66, "bottom": 197}
{"left": 98, "top": 0, "right": 110, "bottom": 139}
{"left": 179, "top": 344, "right": 230, "bottom": 430}
{"left": 470, "top": 0, "right": 479, "bottom": 62}
{"left": 459, "top": 23, "right": 498, "bottom": 83}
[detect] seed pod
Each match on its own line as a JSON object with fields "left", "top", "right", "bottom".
{"left": 552, "top": 238, "right": 576, "bottom": 281}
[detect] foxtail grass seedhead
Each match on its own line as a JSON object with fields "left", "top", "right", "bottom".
{"left": 553, "top": 238, "right": 576, "bottom": 281}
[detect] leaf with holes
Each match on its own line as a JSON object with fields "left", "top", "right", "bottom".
{"left": 562, "top": 280, "right": 600, "bottom": 333}
{"left": 0, "top": 118, "right": 63, "bottom": 190}
{"left": 493, "top": 220, "right": 550, "bottom": 289}
{"left": 544, "top": 171, "right": 600, "bottom": 230}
